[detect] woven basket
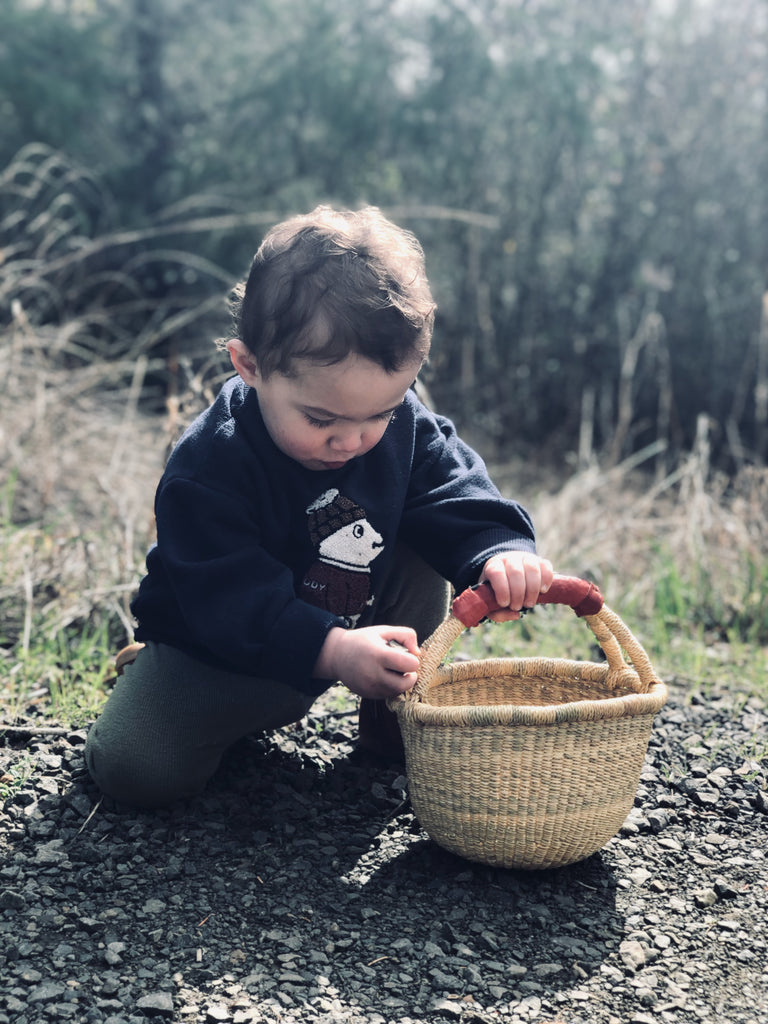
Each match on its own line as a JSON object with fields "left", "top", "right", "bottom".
{"left": 388, "top": 575, "right": 668, "bottom": 870}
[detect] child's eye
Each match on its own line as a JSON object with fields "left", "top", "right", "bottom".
{"left": 304, "top": 413, "right": 335, "bottom": 428}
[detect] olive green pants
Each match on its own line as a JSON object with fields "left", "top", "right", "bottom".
{"left": 85, "top": 546, "right": 450, "bottom": 807}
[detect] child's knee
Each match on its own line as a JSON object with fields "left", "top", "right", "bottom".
{"left": 84, "top": 723, "right": 207, "bottom": 809}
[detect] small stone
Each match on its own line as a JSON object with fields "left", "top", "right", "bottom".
{"left": 205, "top": 1005, "right": 232, "bottom": 1023}
{"left": 429, "top": 968, "right": 463, "bottom": 991}
{"left": 142, "top": 898, "right": 167, "bottom": 914}
{"left": 77, "top": 917, "right": 104, "bottom": 934}
{"left": 28, "top": 981, "right": 67, "bottom": 1004}
{"left": 136, "top": 991, "right": 174, "bottom": 1017}
{"left": 519, "top": 995, "right": 542, "bottom": 1013}
{"left": 104, "top": 941, "right": 126, "bottom": 965}
{"left": 714, "top": 877, "right": 739, "bottom": 900}
{"left": 692, "top": 789, "right": 720, "bottom": 808}
{"left": 428, "top": 998, "right": 463, "bottom": 1018}
{"left": 65, "top": 793, "right": 93, "bottom": 817}
{"left": 619, "top": 939, "right": 648, "bottom": 971}
{"left": 533, "top": 962, "right": 563, "bottom": 977}
{"left": 693, "top": 888, "right": 718, "bottom": 908}
{"left": 690, "top": 850, "right": 717, "bottom": 867}
{"left": 12, "top": 789, "right": 37, "bottom": 807}
{"left": 33, "top": 840, "right": 69, "bottom": 865}
{"left": 17, "top": 968, "right": 43, "bottom": 984}
{"left": 0, "top": 890, "right": 26, "bottom": 910}
{"left": 646, "top": 810, "right": 670, "bottom": 832}
{"left": 637, "top": 986, "right": 657, "bottom": 1006}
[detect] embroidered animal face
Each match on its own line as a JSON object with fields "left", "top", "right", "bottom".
{"left": 317, "top": 518, "right": 383, "bottom": 568}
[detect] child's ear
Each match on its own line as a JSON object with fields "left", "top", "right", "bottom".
{"left": 227, "top": 339, "right": 261, "bottom": 388}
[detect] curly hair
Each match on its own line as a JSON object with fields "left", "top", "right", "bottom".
{"left": 230, "top": 206, "right": 436, "bottom": 377}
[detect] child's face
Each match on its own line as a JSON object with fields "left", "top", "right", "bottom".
{"left": 228, "top": 342, "right": 421, "bottom": 471}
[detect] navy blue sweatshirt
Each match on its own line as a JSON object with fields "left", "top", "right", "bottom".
{"left": 132, "top": 376, "right": 536, "bottom": 694}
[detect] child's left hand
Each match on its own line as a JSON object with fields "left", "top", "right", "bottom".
{"left": 478, "top": 552, "right": 554, "bottom": 623}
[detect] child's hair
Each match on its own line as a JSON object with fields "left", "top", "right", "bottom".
{"left": 230, "top": 206, "right": 436, "bottom": 377}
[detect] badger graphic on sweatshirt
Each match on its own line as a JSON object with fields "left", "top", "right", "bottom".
{"left": 300, "top": 488, "right": 384, "bottom": 627}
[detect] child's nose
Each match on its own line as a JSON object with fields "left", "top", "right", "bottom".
{"left": 329, "top": 427, "right": 362, "bottom": 453}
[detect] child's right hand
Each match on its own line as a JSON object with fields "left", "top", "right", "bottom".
{"left": 313, "top": 625, "right": 420, "bottom": 699}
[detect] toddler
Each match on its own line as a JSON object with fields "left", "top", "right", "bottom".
{"left": 85, "top": 205, "right": 552, "bottom": 806}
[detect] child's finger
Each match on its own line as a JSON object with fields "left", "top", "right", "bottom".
{"left": 481, "top": 555, "right": 511, "bottom": 607}
{"left": 518, "top": 555, "right": 554, "bottom": 607}
{"left": 385, "top": 637, "right": 420, "bottom": 675}
{"left": 386, "top": 629, "right": 420, "bottom": 655}
{"left": 520, "top": 560, "right": 544, "bottom": 608}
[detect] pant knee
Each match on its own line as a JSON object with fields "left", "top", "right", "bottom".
{"left": 85, "top": 724, "right": 208, "bottom": 808}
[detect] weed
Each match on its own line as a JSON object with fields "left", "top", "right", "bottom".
{"left": 0, "top": 752, "right": 36, "bottom": 800}
{"left": 736, "top": 736, "right": 768, "bottom": 770}
{"left": 1, "top": 620, "right": 116, "bottom": 729}
{"left": 314, "top": 685, "right": 357, "bottom": 719}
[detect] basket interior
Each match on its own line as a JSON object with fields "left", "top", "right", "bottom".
{"left": 427, "top": 658, "right": 642, "bottom": 709}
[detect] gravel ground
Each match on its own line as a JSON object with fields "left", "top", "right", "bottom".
{"left": 1, "top": 678, "right": 767, "bottom": 1024}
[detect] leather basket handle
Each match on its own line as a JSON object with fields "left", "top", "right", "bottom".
{"left": 451, "top": 574, "right": 604, "bottom": 628}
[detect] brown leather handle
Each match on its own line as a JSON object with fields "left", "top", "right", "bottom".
{"left": 451, "top": 574, "right": 604, "bottom": 628}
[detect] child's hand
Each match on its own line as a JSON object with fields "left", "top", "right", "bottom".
{"left": 314, "top": 626, "right": 421, "bottom": 699}
{"left": 479, "top": 552, "right": 554, "bottom": 623}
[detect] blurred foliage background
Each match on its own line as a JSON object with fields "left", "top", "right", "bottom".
{"left": 2, "top": 0, "right": 768, "bottom": 718}
{"left": 2, "top": 0, "right": 766, "bottom": 473}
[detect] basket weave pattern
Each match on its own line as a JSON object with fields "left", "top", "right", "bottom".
{"left": 390, "top": 581, "right": 668, "bottom": 870}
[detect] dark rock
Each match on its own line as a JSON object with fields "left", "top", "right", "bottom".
{"left": 0, "top": 890, "right": 26, "bottom": 910}
{"left": 27, "top": 981, "right": 66, "bottom": 1004}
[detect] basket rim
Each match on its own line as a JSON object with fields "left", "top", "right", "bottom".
{"left": 394, "top": 677, "right": 669, "bottom": 727}
{"left": 431, "top": 652, "right": 645, "bottom": 687}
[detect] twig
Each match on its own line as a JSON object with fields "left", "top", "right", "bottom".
{"left": 9, "top": 205, "right": 499, "bottom": 292}
{"left": 76, "top": 796, "right": 102, "bottom": 836}
{"left": 0, "top": 724, "right": 73, "bottom": 736}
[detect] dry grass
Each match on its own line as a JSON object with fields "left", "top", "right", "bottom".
{"left": 2, "top": 318, "right": 767, "bottom": 678}
{"left": 531, "top": 441, "right": 768, "bottom": 641}
{"left": 0, "top": 143, "right": 232, "bottom": 657}
{"left": 0, "top": 316, "right": 232, "bottom": 724}
{"left": 1, "top": 144, "right": 766, "bottom": 722}
{"left": 2, "top": 320, "right": 768, "bottom": 720}
{"left": 0, "top": 316, "right": 234, "bottom": 646}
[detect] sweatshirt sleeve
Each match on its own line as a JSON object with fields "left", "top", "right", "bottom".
{"left": 399, "top": 406, "right": 536, "bottom": 592}
{"left": 132, "top": 476, "right": 342, "bottom": 694}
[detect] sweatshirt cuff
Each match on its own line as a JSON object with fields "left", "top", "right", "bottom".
{"left": 452, "top": 532, "right": 537, "bottom": 592}
{"left": 260, "top": 600, "right": 345, "bottom": 696}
